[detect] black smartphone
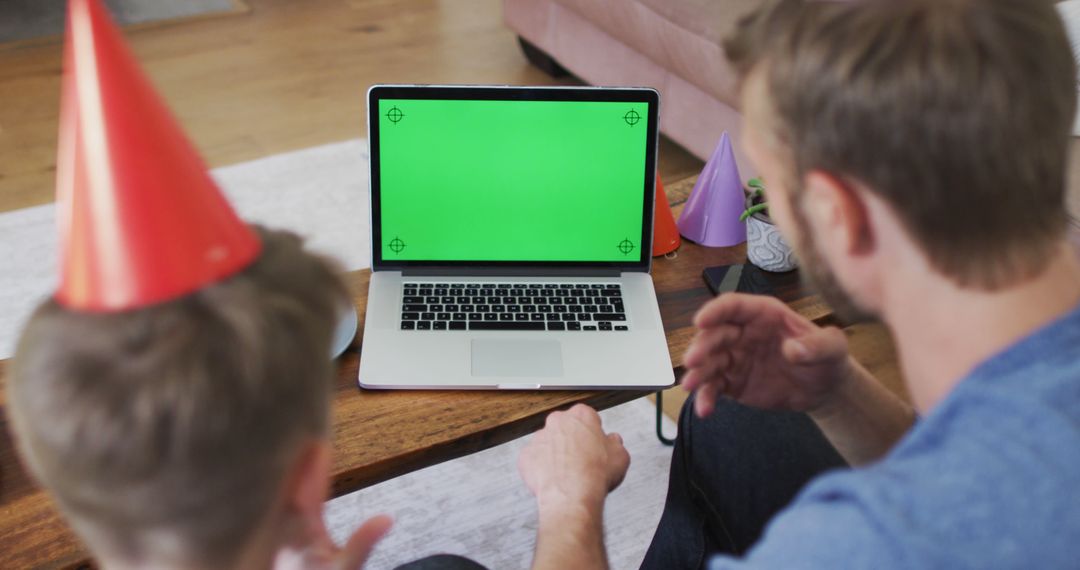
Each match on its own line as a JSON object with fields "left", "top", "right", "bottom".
{"left": 703, "top": 264, "right": 800, "bottom": 297}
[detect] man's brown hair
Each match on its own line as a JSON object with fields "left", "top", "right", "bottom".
{"left": 9, "top": 227, "right": 349, "bottom": 567}
{"left": 725, "top": 0, "right": 1077, "bottom": 288}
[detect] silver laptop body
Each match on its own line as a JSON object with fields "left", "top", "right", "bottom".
{"left": 359, "top": 85, "right": 675, "bottom": 390}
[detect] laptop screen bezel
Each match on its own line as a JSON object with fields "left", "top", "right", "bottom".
{"left": 367, "top": 84, "right": 660, "bottom": 274}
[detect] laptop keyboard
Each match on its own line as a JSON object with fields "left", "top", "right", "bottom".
{"left": 399, "top": 282, "right": 628, "bottom": 332}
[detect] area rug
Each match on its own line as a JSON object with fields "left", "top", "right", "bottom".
{"left": 1, "top": 0, "right": 242, "bottom": 44}
{"left": 0, "top": 138, "right": 675, "bottom": 568}
{"left": 0, "top": 139, "right": 370, "bottom": 360}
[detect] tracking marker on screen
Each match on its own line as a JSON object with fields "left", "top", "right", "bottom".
{"left": 388, "top": 236, "right": 406, "bottom": 254}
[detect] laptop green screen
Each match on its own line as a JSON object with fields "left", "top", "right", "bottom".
{"left": 376, "top": 98, "right": 650, "bottom": 262}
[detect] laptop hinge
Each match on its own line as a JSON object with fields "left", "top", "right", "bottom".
{"left": 401, "top": 267, "right": 622, "bottom": 278}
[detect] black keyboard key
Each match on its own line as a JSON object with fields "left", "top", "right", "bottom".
{"left": 583, "top": 325, "right": 597, "bottom": 331}
{"left": 404, "top": 283, "right": 419, "bottom": 288}
{"left": 469, "top": 321, "right": 546, "bottom": 331}
{"left": 564, "top": 298, "right": 578, "bottom": 305}
{"left": 426, "top": 296, "right": 439, "bottom": 304}
{"left": 605, "top": 284, "right": 620, "bottom": 289}
{"left": 403, "top": 296, "right": 423, "bottom": 304}
{"left": 457, "top": 296, "right": 470, "bottom": 304}
{"left": 544, "top": 284, "right": 558, "bottom": 289}
{"left": 601, "top": 289, "right": 621, "bottom": 297}
{"left": 417, "top": 321, "right": 432, "bottom": 330}
{"left": 421, "top": 312, "right": 435, "bottom": 320}
{"left": 401, "top": 312, "right": 419, "bottom": 320}
{"left": 583, "top": 305, "right": 598, "bottom": 313}
{"left": 403, "top": 304, "right": 426, "bottom": 312}
{"left": 450, "top": 284, "right": 464, "bottom": 289}
{"left": 556, "top": 290, "right": 569, "bottom": 297}
{"left": 538, "top": 305, "right": 552, "bottom": 313}
{"left": 435, "top": 283, "right": 449, "bottom": 288}
{"left": 477, "top": 305, "right": 490, "bottom": 312}
{"left": 432, "top": 321, "right": 448, "bottom": 330}
{"left": 453, "top": 313, "right": 466, "bottom": 320}
{"left": 567, "top": 322, "right": 582, "bottom": 330}
{"left": 446, "top": 305, "right": 459, "bottom": 312}
{"left": 570, "top": 289, "right": 585, "bottom": 296}
{"left": 442, "top": 296, "right": 455, "bottom": 304}
{"left": 547, "top": 322, "right": 566, "bottom": 331}
{"left": 499, "top": 313, "right": 514, "bottom": 321}
{"left": 569, "top": 306, "right": 582, "bottom": 313}
{"left": 434, "top": 288, "right": 448, "bottom": 296}
{"left": 574, "top": 284, "right": 589, "bottom": 289}
{"left": 546, "top": 313, "right": 561, "bottom": 321}
{"left": 615, "top": 325, "right": 629, "bottom": 331}
{"left": 492, "top": 305, "right": 506, "bottom": 313}
{"left": 513, "top": 284, "right": 527, "bottom": 289}
{"left": 554, "top": 305, "right": 567, "bottom": 313}
{"left": 599, "top": 322, "right": 613, "bottom": 331}
{"left": 595, "top": 313, "right": 626, "bottom": 321}
{"left": 450, "top": 321, "right": 467, "bottom": 330}
{"left": 469, "top": 313, "right": 483, "bottom": 320}
{"left": 561, "top": 313, "right": 576, "bottom": 321}
{"left": 590, "top": 284, "right": 605, "bottom": 289}
{"left": 419, "top": 288, "right": 433, "bottom": 296}
{"left": 578, "top": 314, "right": 592, "bottom": 321}
{"left": 558, "top": 284, "right": 572, "bottom": 289}
{"left": 430, "top": 304, "right": 444, "bottom": 312}
{"left": 401, "top": 321, "right": 416, "bottom": 330}
{"left": 530, "top": 314, "right": 545, "bottom": 321}
{"left": 586, "top": 290, "right": 600, "bottom": 297}
{"left": 515, "top": 314, "right": 529, "bottom": 321}
{"left": 484, "top": 313, "right": 498, "bottom": 321}
{"left": 462, "top": 304, "right": 474, "bottom": 312}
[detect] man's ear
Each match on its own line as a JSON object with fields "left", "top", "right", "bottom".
{"left": 283, "top": 439, "right": 333, "bottom": 521}
{"left": 802, "top": 170, "right": 874, "bottom": 255}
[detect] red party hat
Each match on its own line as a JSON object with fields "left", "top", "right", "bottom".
{"left": 652, "top": 174, "right": 681, "bottom": 256}
{"left": 55, "top": 0, "right": 261, "bottom": 312}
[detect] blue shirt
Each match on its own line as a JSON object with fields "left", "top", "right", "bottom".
{"left": 711, "top": 303, "right": 1080, "bottom": 569}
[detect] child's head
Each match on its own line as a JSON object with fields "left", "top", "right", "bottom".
{"left": 9, "top": 227, "right": 348, "bottom": 567}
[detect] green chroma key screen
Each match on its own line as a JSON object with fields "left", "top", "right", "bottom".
{"left": 377, "top": 98, "right": 650, "bottom": 262}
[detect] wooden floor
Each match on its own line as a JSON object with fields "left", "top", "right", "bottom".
{"left": 0, "top": 0, "right": 703, "bottom": 214}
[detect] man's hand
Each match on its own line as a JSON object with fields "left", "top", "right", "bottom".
{"left": 682, "top": 293, "right": 854, "bottom": 417}
{"left": 274, "top": 514, "right": 393, "bottom": 570}
{"left": 519, "top": 404, "right": 629, "bottom": 570}
{"left": 518, "top": 404, "right": 630, "bottom": 511}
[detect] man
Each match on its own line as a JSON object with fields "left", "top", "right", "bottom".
{"left": 518, "top": 0, "right": 1080, "bottom": 567}
{"left": 8, "top": 1, "right": 488, "bottom": 568}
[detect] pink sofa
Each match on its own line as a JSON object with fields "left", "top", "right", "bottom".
{"left": 504, "top": 0, "right": 759, "bottom": 175}
{"left": 505, "top": 0, "right": 1080, "bottom": 225}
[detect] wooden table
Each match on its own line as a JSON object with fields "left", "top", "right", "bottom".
{"left": 0, "top": 178, "right": 834, "bottom": 568}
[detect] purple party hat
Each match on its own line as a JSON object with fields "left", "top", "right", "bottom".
{"left": 677, "top": 132, "right": 747, "bottom": 247}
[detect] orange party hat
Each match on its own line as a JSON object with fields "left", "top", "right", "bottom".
{"left": 652, "top": 174, "right": 681, "bottom": 256}
{"left": 55, "top": 0, "right": 261, "bottom": 312}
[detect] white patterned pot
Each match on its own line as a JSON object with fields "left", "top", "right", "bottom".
{"left": 746, "top": 213, "right": 798, "bottom": 272}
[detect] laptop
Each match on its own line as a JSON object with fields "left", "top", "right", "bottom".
{"left": 359, "top": 84, "right": 675, "bottom": 390}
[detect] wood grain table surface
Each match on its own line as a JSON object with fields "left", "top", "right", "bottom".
{"left": 0, "top": 177, "right": 834, "bottom": 568}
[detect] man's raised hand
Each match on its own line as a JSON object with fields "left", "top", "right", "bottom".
{"left": 682, "top": 293, "right": 854, "bottom": 417}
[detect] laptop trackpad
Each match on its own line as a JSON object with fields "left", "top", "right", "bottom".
{"left": 471, "top": 339, "right": 564, "bottom": 378}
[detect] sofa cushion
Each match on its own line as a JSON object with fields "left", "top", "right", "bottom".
{"left": 552, "top": 0, "right": 758, "bottom": 107}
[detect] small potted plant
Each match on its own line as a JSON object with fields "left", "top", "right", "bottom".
{"left": 740, "top": 178, "right": 798, "bottom": 272}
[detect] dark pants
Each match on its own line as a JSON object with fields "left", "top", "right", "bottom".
{"left": 394, "top": 554, "right": 488, "bottom": 570}
{"left": 641, "top": 395, "right": 848, "bottom": 569}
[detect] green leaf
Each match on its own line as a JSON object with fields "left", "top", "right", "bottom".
{"left": 739, "top": 203, "right": 769, "bottom": 222}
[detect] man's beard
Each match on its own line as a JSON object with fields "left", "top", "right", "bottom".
{"left": 791, "top": 203, "right": 877, "bottom": 324}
